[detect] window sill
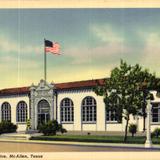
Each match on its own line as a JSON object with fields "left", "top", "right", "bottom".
{"left": 82, "top": 122, "right": 96, "bottom": 124}
{"left": 61, "top": 122, "right": 74, "bottom": 124}
{"left": 151, "top": 122, "right": 160, "bottom": 125}
{"left": 16, "top": 122, "right": 27, "bottom": 124}
{"left": 106, "top": 121, "right": 121, "bottom": 124}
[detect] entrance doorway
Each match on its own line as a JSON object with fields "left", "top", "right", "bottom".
{"left": 37, "top": 99, "right": 50, "bottom": 126}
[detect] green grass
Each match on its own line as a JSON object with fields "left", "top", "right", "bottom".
{"left": 30, "top": 135, "right": 155, "bottom": 144}
{"left": 30, "top": 135, "right": 160, "bottom": 144}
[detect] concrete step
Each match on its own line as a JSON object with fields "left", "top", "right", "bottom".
{"left": 25, "top": 130, "right": 39, "bottom": 134}
{"left": 0, "top": 136, "right": 27, "bottom": 140}
{"left": 0, "top": 133, "right": 31, "bottom": 140}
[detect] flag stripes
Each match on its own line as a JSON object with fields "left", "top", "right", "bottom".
{"left": 45, "top": 39, "right": 60, "bottom": 55}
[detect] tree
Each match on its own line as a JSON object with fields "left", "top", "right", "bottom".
{"left": 94, "top": 60, "right": 160, "bottom": 142}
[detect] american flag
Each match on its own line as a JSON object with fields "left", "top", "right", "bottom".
{"left": 45, "top": 40, "right": 60, "bottom": 55}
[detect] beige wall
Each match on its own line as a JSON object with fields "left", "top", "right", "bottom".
{"left": 57, "top": 89, "right": 122, "bottom": 132}
{"left": 0, "top": 95, "right": 29, "bottom": 131}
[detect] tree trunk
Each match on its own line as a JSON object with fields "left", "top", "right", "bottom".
{"left": 143, "top": 115, "right": 146, "bottom": 132}
{"left": 124, "top": 114, "right": 129, "bottom": 143}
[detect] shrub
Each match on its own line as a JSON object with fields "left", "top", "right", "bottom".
{"left": 38, "top": 120, "right": 67, "bottom": 136}
{"left": 129, "top": 124, "right": 137, "bottom": 137}
{"left": 152, "top": 128, "right": 160, "bottom": 138}
{"left": 60, "top": 128, "right": 67, "bottom": 134}
{"left": 0, "top": 121, "right": 17, "bottom": 134}
{"left": 58, "top": 124, "right": 67, "bottom": 134}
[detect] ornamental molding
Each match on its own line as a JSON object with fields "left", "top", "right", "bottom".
{"left": 30, "top": 79, "right": 55, "bottom": 99}
{"left": 30, "top": 79, "right": 55, "bottom": 111}
{"left": 34, "top": 98, "right": 53, "bottom": 107}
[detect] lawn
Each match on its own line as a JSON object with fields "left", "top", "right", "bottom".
{"left": 30, "top": 135, "right": 160, "bottom": 144}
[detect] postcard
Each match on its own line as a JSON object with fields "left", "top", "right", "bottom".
{"left": 0, "top": 0, "right": 160, "bottom": 160}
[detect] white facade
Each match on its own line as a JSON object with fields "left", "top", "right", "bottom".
{"left": 0, "top": 95, "right": 29, "bottom": 131}
{"left": 0, "top": 79, "right": 160, "bottom": 132}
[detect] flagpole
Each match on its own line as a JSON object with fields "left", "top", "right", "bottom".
{"left": 44, "top": 38, "right": 47, "bottom": 81}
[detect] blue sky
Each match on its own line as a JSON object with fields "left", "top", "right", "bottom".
{"left": 1, "top": 9, "right": 160, "bottom": 88}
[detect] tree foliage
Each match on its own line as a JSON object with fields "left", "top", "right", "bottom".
{"left": 94, "top": 60, "right": 160, "bottom": 142}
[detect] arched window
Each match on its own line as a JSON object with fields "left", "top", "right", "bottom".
{"left": 60, "top": 98, "right": 74, "bottom": 123}
{"left": 82, "top": 96, "right": 96, "bottom": 123}
{"left": 17, "top": 101, "right": 27, "bottom": 122}
{"left": 1, "top": 102, "right": 11, "bottom": 121}
{"left": 38, "top": 99, "right": 50, "bottom": 114}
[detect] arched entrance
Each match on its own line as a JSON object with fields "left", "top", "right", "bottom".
{"left": 37, "top": 99, "right": 50, "bottom": 125}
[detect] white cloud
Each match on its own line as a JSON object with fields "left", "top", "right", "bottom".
{"left": 140, "top": 32, "right": 160, "bottom": 66}
{"left": 138, "top": 31, "right": 160, "bottom": 76}
{"left": 22, "top": 45, "right": 41, "bottom": 54}
{"left": 0, "top": 54, "right": 40, "bottom": 70}
{"left": 65, "top": 25, "right": 131, "bottom": 64}
{"left": 0, "top": 36, "right": 18, "bottom": 53}
{"left": 65, "top": 24, "right": 129, "bottom": 64}
{"left": 65, "top": 43, "right": 130, "bottom": 64}
{"left": 90, "top": 24, "right": 124, "bottom": 43}
{"left": 0, "top": 35, "right": 41, "bottom": 54}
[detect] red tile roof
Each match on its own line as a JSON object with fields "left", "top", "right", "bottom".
{"left": 55, "top": 79, "right": 105, "bottom": 90}
{"left": 0, "top": 79, "right": 105, "bottom": 96}
{"left": 0, "top": 87, "right": 30, "bottom": 96}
